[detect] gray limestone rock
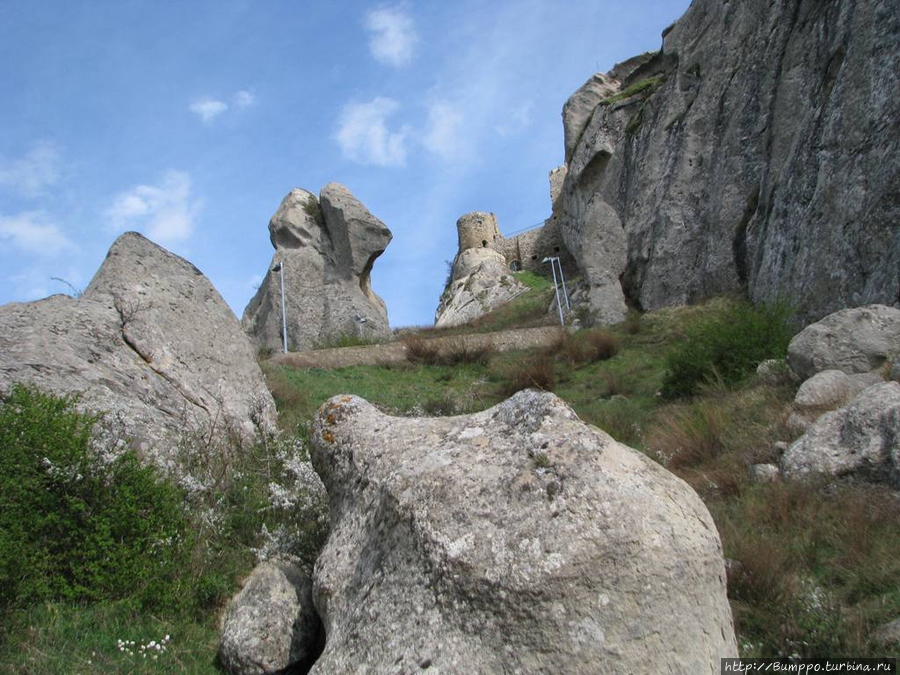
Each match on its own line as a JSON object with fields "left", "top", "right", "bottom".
{"left": 435, "top": 248, "right": 528, "bottom": 328}
{"left": 871, "top": 618, "right": 900, "bottom": 648}
{"left": 219, "top": 561, "right": 322, "bottom": 675}
{"left": 750, "top": 463, "right": 780, "bottom": 484}
{"left": 243, "top": 184, "right": 392, "bottom": 352}
{"left": 559, "top": 0, "right": 899, "bottom": 324}
{"left": 787, "top": 305, "right": 900, "bottom": 381}
{"left": 0, "top": 232, "right": 275, "bottom": 463}
{"left": 794, "top": 370, "right": 855, "bottom": 409}
{"left": 756, "top": 359, "right": 796, "bottom": 386}
{"left": 309, "top": 390, "right": 736, "bottom": 674}
{"left": 781, "top": 381, "right": 900, "bottom": 487}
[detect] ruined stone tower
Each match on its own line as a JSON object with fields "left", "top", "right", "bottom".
{"left": 456, "top": 212, "right": 501, "bottom": 252}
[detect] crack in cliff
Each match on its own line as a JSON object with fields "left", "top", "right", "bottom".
{"left": 113, "top": 295, "right": 214, "bottom": 418}
{"left": 750, "top": 0, "right": 806, "bottom": 274}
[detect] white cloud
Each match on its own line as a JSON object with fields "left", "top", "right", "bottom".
{"left": 189, "top": 98, "right": 229, "bottom": 123}
{"left": 423, "top": 102, "right": 467, "bottom": 161}
{"left": 364, "top": 5, "right": 418, "bottom": 67}
{"left": 0, "top": 210, "right": 76, "bottom": 256}
{"left": 189, "top": 90, "right": 256, "bottom": 123}
{"left": 233, "top": 90, "right": 256, "bottom": 108}
{"left": 335, "top": 97, "right": 408, "bottom": 167}
{"left": 105, "top": 170, "right": 199, "bottom": 244}
{"left": 0, "top": 141, "right": 61, "bottom": 198}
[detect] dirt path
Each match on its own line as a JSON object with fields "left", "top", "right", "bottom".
{"left": 269, "top": 325, "right": 563, "bottom": 370}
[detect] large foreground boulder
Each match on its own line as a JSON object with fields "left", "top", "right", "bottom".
{"left": 309, "top": 390, "right": 736, "bottom": 673}
{"left": 0, "top": 232, "right": 276, "bottom": 464}
{"left": 242, "top": 184, "right": 392, "bottom": 351}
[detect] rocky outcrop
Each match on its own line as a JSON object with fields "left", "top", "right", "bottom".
{"left": 781, "top": 382, "right": 900, "bottom": 487}
{"left": 786, "top": 305, "right": 900, "bottom": 381}
{"left": 243, "top": 184, "right": 392, "bottom": 351}
{"left": 0, "top": 232, "right": 275, "bottom": 463}
{"left": 435, "top": 212, "right": 529, "bottom": 327}
{"left": 219, "top": 561, "right": 322, "bottom": 675}
{"left": 309, "top": 390, "right": 736, "bottom": 673}
{"left": 559, "top": 0, "right": 900, "bottom": 325}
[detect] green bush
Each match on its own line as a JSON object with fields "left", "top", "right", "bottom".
{"left": 660, "top": 299, "right": 794, "bottom": 398}
{"left": 0, "top": 384, "right": 190, "bottom": 610}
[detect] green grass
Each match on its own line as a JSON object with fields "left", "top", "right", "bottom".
{"left": 602, "top": 75, "right": 666, "bottom": 106}
{"left": 0, "top": 602, "right": 220, "bottom": 675}
{"left": 266, "top": 361, "right": 498, "bottom": 423}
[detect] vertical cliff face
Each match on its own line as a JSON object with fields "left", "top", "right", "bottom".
{"left": 561, "top": 0, "right": 899, "bottom": 324}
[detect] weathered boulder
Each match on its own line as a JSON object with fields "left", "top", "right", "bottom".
{"left": 559, "top": 0, "right": 899, "bottom": 325}
{"left": 309, "top": 390, "right": 736, "bottom": 673}
{"left": 219, "top": 561, "right": 322, "bottom": 675}
{"left": 435, "top": 248, "right": 528, "bottom": 328}
{"left": 781, "top": 381, "right": 900, "bottom": 487}
{"left": 243, "top": 183, "right": 392, "bottom": 351}
{"left": 0, "top": 232, "right": 275, "bottom": 463}
{"left": 786, "top": 369, "right": 885, "bottom": 434}
{"left": 786, "top": 305, "right": 900, "bottom": 381}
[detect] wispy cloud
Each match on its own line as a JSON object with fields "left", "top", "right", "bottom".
{"left": 233, "top": 90, "right": 256, "bottom": 108}
{"left": 423, "top": 101, "right": 467, "bottom": 161}
{"left": 189, "top": 99, "right": 229, "bottom": 123}
{"left": 188, "top": 90, "right": 256, "bottom": 123}
{"left": 335, "top": 97, "right": 409, "bottom": 167}
{"left": 0, "top": 210, "right": 76, "bottom": 256}
{"left": 0, "top": 141, "right": 61, "bottom": 198}
{"left": 493, "top": 101, "right": 534, "bottom": 137}
{"left": 105, "top": 170, "right": 200, "bottom": 244}
{"left": 364, "top": 5, "right": 418, "bottom": 67}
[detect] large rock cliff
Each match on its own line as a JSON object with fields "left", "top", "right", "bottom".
{"left": 242, "top": 184, "right": 392, "bottom": 351}
{"left": 561, "top": 0, "right": 899, "bottom": 325}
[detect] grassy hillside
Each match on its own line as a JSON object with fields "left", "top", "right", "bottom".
{"left": 1, "top": 278, "right": 896, "bottom": 671}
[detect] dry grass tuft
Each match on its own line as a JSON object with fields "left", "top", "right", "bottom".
{"left": 403, "top": 335, "right": 495, "bottom": 366}
{"left": 558, "top": 329, "right": 620, "bottom": 366}
{"left": 496, "top": 353, "right": 556, "bottom": 397}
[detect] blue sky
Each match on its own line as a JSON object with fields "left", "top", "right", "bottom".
{"left": 0, "top": 0, "right": 690, "bottom": 328}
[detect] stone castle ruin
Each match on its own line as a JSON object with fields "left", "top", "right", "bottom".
{"left": 463, "top": 166, "right": 576, "bottom": 276}
{"left": 434, "top": 168, "right": 578, "bottom": 327}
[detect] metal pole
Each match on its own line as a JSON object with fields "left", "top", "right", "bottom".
{"left": 545, "top": 257, "right": 564, "bottom": 326}
{"left": 279, "top": 263, "right": 287, "bottom": 353}
{"left": 555, "top": 258, "right": 570, "bottom": 311}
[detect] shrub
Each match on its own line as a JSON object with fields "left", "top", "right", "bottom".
{"left": 402, "top": 334, "right": 441, "bottom": 364}
{"left": 0, "top": 384, "right": 190, "bottom": 610}
{"left": 660, "top": 299, "right": 794, "bottom": 398}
